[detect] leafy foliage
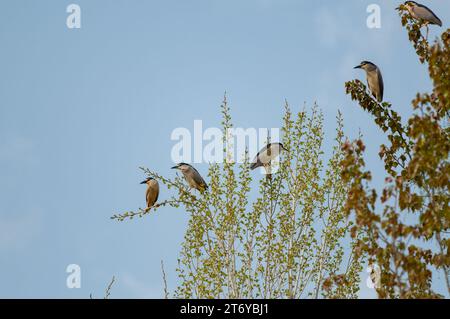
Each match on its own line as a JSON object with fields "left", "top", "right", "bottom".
{"left": 114, "top": 99, "right": 362, "bottom": 298}
{"left": 113, "top": 6, "right": 449, "bottom": 300}
{"left": 341, "top": 9, "right": 449, "bottom": 298}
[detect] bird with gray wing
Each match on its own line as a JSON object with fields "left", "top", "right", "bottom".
{"left": 401, "top": 1, "right": 442, "bottom": 27}
{"left": 171, "top": 163, "right": 208, "bottom": 192}
{"left": 140, "top": 177, "right": 159, "bottom": 209}
{"left": 354, "top": 61, "right": 384, "bottom": 103}
{"left": 250, "top": 142, "right": 288, "bottom": 172}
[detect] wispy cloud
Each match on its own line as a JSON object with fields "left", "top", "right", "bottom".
{"left": 314, "top": 6, "right": 341, "bottom": 48}
{"left": 0, "top": 211, "right": 43, "bottom": 251}
{"left": 314, "top": 3, "right": 398, "bottom": 54}
{"left": 121, "top": 272, "right": 164, "bottom": 298}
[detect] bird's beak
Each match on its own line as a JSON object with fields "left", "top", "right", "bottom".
{"left": 171, "top": 165, "right": 178, "bottom": 169}
{"left": 354, "top": 65, "right": 362, "bottom": 69}
{"left": 282, "top": 146, "right": 289, "bottom": 152}
{"left": 140, "top": 180, "right": 147, "bottom": 184}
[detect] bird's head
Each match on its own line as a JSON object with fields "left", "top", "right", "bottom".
{"left": 404, "top": 1, "right": 418, "bottom": 8}
{"left": 354, "top": 61, "right": 377, "bottom": 71}
{"left": 171, "top": 163, "right": 191, "bottom": 172}
{"left": 279, "top": 143, "right": 289, "bottom": 152}
{"left": 397, "top": 1, "right": 416, "bottom": 11}
{"left": 140, "top": 177, "right": 154, "bottom": 185}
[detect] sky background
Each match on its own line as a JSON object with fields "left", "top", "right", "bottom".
{"left": 0, "top": 0, "right": 449, "bottom": 298}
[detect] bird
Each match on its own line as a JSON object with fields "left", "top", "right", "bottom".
{"left": 401, "top": 1, "right": 442, "bottom": 27}
{"left": 250, "top": 142, "right": 288, "bottom": 171}
{"left": 354, "top": 61, "right": 384, "bottom": 103}
{"left": 140, "top": 177, "right": 159, "bottom": 209}
{"left": 171, "top": 163, "right": 208, "bottom": 192}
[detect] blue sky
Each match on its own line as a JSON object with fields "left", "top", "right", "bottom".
{"left": 0, "top": 0, "right": 448, "bottom": 298}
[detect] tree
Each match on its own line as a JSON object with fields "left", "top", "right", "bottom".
{"left": 113, "top": 98, "right": 363, "bottom": 298}
{"left": 341, "top": 7, "right": 449, "bottom": 298}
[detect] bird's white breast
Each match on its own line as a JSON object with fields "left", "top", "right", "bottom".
{"left": 367, "top": 70, "right": 380, "bottom": 95}
{"left": 258, "top": 144, "right": 281, "bottom": 165}
{"left": 149, "top": 179, "right": 159, "bottom": 190}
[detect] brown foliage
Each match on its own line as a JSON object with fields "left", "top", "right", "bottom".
{"left": 342, "top": 10, "right": 449, "bottom": 298}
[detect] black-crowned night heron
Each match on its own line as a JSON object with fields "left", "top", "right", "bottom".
{"left": 354, "top": 61, "right": 384, "bottom": 103}
{"left": 250, "top": 142, "right": 288, "bottom": 171}
{"left": 140, "top": 177, "right": 159, "bottom": 208}
{"left": 171, "top": 163, "right": 208, "bottom": 192}
{"left": 401, "top": 1, "right": 442, "bottom": 27}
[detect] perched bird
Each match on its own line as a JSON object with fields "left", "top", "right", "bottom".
{"left": 250, "top": 142, "right": 288, "bottom": 171}
{"left": 354, "top": 61, "right": 384, "bottom": 103}
{"left": 171, "top": 163, "right": 208, "bottom": 192}
{"left": 401, "top": 1, "right": 442, "bottom": 27}
{"left": 140, "top": 177, "right": 159, "bottom": 209}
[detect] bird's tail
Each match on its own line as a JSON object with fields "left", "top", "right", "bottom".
{"left": 250, "top": 162, "right": 259, "bottom": 170}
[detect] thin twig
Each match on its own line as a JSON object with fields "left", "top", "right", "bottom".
{"left": 161, "top": 260, "right": 169, "bottom": 299}
{"left": 104, "top": 276, "right": 115, "bottom": 299}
